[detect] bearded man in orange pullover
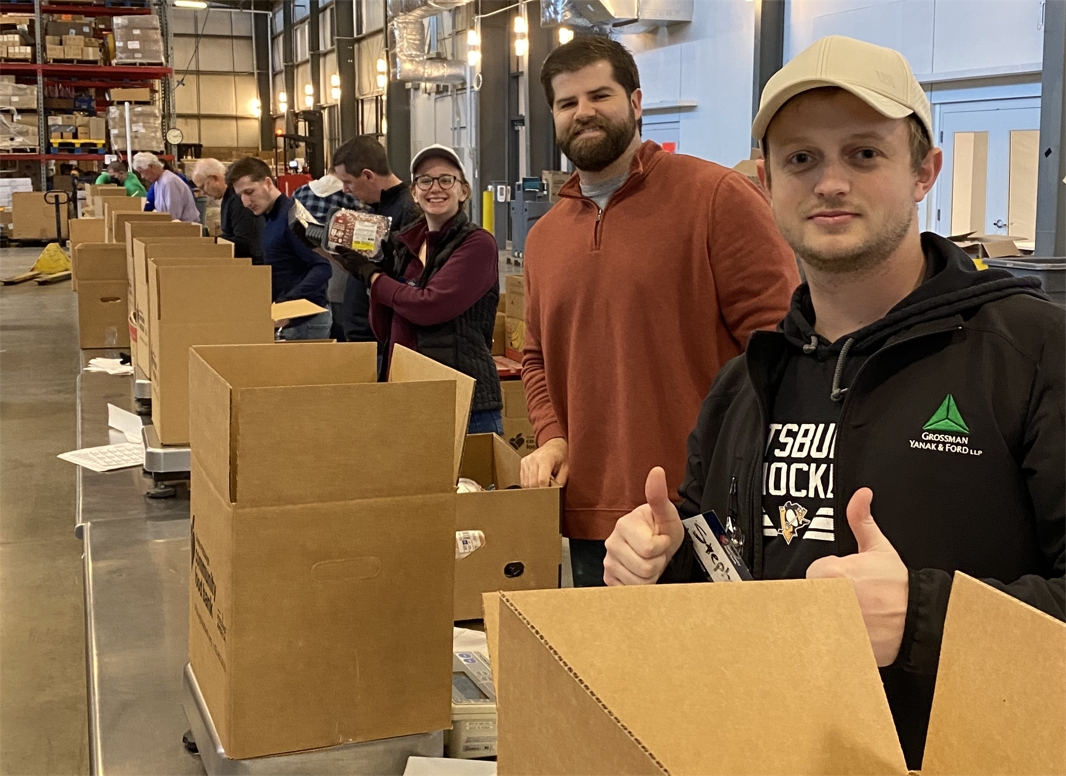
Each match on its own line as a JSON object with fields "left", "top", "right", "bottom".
{"left": 519, "top": 37, "right": 800, "bottom": 586}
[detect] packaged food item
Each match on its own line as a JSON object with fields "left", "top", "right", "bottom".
{"left": 455, "top": 530, "right": 485, "bottom": 560}
{"left": 291, "top": 204, "right": 392, "bottom": 257}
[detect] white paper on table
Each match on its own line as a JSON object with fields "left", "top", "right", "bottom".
{"left": 85, "top": 358, "right": 134, "bottom": 376}
{"left": 108, "top": 429, "right": 142, "bottom": 445}
{"left": 107, "top": 403, "right": 143, "bottom": 437}
{"left": 403, "top": 757, "right": 496, "bottom": 776}
{"left": 58, "top": 443, "right": 145, "bottom": 473}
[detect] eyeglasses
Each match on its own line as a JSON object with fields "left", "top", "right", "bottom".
{"left": 414, "top": 174, "right": 459, "bottom": 191}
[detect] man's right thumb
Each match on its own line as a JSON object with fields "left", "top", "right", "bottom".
{"left": 644, "top": 467, "right": 675, "bottom": 533}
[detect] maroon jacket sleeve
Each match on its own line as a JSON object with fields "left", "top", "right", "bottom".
{"left": 369, "top": 229, "right": 499, "bottom": 326}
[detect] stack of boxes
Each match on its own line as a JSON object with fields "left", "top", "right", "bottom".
{"left": 45, "top": 32, "right": 101, "bottom": 62}
{"left": 107, "top": 104, "right": 163, "bottom": 152}
{"left": 48, "top": 114, "right": 106, "bottom": 143}
{"left": 0, "top": 80, "right": 37, "bottom": 151}
{"left": 504, "top": 275, "right": 524, "bottom": 362}
{"left": 0, "top": 33, "right": 33, "bottom": 62}
{"left": 113, "top": 15, "right": 165, "bottom": 64}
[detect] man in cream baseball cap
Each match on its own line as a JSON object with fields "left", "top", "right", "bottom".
{"left": 752, "top": 35, "right": 932, "bottom": 143}
{"left": 603, "top": 34, "right": 1064, "bottom": 773}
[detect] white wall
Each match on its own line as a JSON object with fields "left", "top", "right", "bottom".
{"left": 786, "top": 0, "right": 1045, "bottom": 80}
{"left": 619, "top": 0, "right": 758, "bottom": 166}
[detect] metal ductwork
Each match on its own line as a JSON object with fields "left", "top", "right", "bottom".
{"left": 542, "top": 0, "right": 692, "bottom": 33}
{"left": 388, "top": 16, "right": 467, "bottom": 85}
{"left": 387, "top": 0, "right": 472, "bottom": 21}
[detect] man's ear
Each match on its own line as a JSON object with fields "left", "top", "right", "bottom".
{"left": 631, "top": 87, "right": 643, "bottom": 122}
{"left": 362, "top": 169, "right": 375, "bottom": 181}
{"left": 756, "top": 158, "right": 771, "bottom": 197}
{"left": 914, "top": 147, "right": 942, "bottom": 203}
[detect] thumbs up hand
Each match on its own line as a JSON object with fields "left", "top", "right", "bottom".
{"left": 604, "top": 467, "right": 686, "bottom": 586}
{"left": 806, "top": 488, "right": 909, "bottom": 667}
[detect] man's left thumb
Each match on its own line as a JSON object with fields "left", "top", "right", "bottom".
{"left": 847, "top": 488, "right": 889, "bottom": 553}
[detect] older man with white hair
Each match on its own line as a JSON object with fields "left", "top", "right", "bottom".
{"left": 132, "top": 151, "right": 200, "bottom": 224}
{"left": 192, "top": 158, "right": 263, "bottom": 262}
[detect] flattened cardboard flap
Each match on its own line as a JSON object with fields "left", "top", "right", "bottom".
{"left": 271, "top": 299, "right": 328, "bottom": 322}
{"left": 390, "top": 345, "right": 474, "bottom": 484}
{"left": 922, "top": 573, "right": 1066, "bottom": 775}
{"left": 497, "top": 582, "right": 908, "bottom": 775}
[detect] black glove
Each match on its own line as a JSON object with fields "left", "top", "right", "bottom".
{"left": 335, "top": 246, "right": 380, "bottom": 287}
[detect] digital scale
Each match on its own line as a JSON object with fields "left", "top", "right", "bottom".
{"left": 447, "top": 650, "right": 497, "bottom": 759}
{"left": 141, "top": 424, "right": 190, "bottom": 499}
{"left": 181, "top": 664, "right": 444, "bottom": 775}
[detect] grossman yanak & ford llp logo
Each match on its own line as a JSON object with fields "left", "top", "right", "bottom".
{"left": 909, "top": 395, "right": 984, "bottom": 457}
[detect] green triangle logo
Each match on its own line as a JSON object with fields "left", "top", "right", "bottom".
{"left": 924, "top": 395, "right": 969, "bottom": 434}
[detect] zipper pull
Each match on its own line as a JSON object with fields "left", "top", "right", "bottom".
{"left": 725, "top": 476, "right": 744, "bottom": 557}
{"left": 596, "top": 209, "right": 603, "bottom": 223}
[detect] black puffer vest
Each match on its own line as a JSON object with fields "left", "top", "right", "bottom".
{"left": 394, "top": 212, "right": 502, "bottom": 412}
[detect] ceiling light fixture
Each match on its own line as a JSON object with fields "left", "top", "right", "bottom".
{"left": 174, "top": 0, "right": 208, "bottom": 9}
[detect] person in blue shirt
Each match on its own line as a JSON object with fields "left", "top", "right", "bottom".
{"left": 225, "top": 157, "right": 332, "bottom": 340}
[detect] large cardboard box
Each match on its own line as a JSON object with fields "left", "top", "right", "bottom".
{"left": 123, "top": 222, "right": 203, "bottom": 372}
{"left": 504, "top": 317, "right": 524, "bottom": 363}
{"left": 455, "top": 434, "right": 560, "bottom": 621}
{"left": 109, "top": 87, "right": 152, "bottom": 103}
{"left": 187, "top": 343, "right": 475, "bottom": 759}
{"left": 148, "top": 259, "right": 272, "bottom": 444}
{"left": 11, "top": 191, "right": 68, "bottom": 240}
{"left": 103, "top": 198, "right": 148, "bottom": 241}
{"left": 73, "top": 244, "right": 129, "bottom": 349}
{"left": 490, "top": 574, "right": 1066, "bottom": 775}
{"left": 500, "top": 380, "right": 534, "bottom": 457}
{"left": 85, "top": 186, "right": 128, "bottom": 217}
{"left": 132, "top": 237, "right": 234, "bottom": 375}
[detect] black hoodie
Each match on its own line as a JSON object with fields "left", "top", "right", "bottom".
{"left": 664, "top": 233, "right": 1065, "bottom": 769}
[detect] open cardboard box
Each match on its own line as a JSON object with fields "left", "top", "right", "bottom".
{"left": 73, "top": 243, "right": 129, "bottom": 349}
{"left": 102, "top": 197, "right": 147, "bottom": 240}
{"left": 147, "top": 257, "right": 272, "bottom": 444}
{"left": 131, "top": 236, "right": 233, "bottom": 375}
{"left": 455, "top": 434, "right": 560, "bottom": 621}
{"left": 187, "top": 343, "right": 475, "bottom": 759}
{"left": 483, "top": 574, "right": 1064, "bottom": 775}
{"left": 123, "top": 222, "right": 204, "bottom": 371}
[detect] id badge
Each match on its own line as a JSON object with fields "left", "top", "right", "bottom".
{"left": 682, "top": 510, "right": 753, "bottom": 582}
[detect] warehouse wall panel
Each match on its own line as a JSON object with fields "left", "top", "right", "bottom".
{"left": 199, "top": 75, "right": 238, "bottom": 116}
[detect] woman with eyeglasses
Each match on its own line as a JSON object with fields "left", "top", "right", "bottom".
{"left": 338, "top": 144, "right": 504, "bottom": 435}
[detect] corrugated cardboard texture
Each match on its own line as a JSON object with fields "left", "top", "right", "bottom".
{"left": 390, "top": 346, "right": 475, "bottom": 484}
{"left": 133, "top": 238, "right": 234, "bottom": 374}
{"left": 77, "top": 280, "right": 128, "bottom": 349}
{"left": 149, "top": 262, "right": 272, "bottom": 444}
{"left": 124, "top": 223, "right": 202, "bottom": 358}
{"left": 504, "top": 275, "right": 524, "bottom": 320}
{"left": 498, "top": 599, "right": 664, "bottom": 776}
{"left": 188, "top": 444, "right": 456, "bottom": 757}
{"left": 188, "top": 344, "right": 461, "bottom": 507}
{"left": 107, "top": 210, "right": 165, "bottom": 245}
{"left": 73, "top": 243, "right": 125, "bottom": 281}
{"left": 482, "top": 592, "right": 500, "bottom": 689}
{"left": 271, "top": 299, "right": 328, "bottom": 321}
{"left": 69, "top": 218, "right": 105, "bottom": 250}
{"left": 497, "top": 582, "right": 907, "bottom": 775}
{"left": 454, "top": 434, "right": 560, "bottom": 621}
{"left": 922, "top": 573, "right": 1066, "bottom": 775}
{"left": 11, "top": 191, "right": 69, "bottom": 240}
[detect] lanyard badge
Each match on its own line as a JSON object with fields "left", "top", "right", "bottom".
{"left": 682, "top": 510, "right": 753, "bottom": 582}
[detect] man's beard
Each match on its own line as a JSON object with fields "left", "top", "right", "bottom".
{"left": 779, "top": 199, "right": 915, "bottom": 275}
{"left": 558, "top": 107, "right": 636, "bottom": 173}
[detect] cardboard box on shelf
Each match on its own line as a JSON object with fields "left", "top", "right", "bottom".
{"left": 131, "top": 236, "right": 231, "bottom": 380}
{"left": 500, "top": 379, "right": 535, "bottom": 458}
{"left": 491, "top": 313, "right": 505, "bottom": 357}
{"left": 109, "top": 87, "right": 152, "bottom": 103}
{"left": 87, "top": 116, "right": 106, "bottom": 139}
{"left": 504, "top": 317, "right": 524, "bottom": 363}
{"left": 123, "top": 222, "right": 203, "bottom": 370}
{"left": 46, "top": 21, "right": 93, "bottom": 38}
{"left": 504, "top": 275, "right": 524, "bottom": 321}
{"left": 187, "top": 343, "right": 475, "bottom": 759}
{"left": 73, "top": 243, "right": 129, "bottom": 349}
{"left": 148, "top": 259, "right": 272, "bottom": 444}
{"left": 454, "top": 434, "right": 560, "bottom": 621}
{"left": 489, "top": 574, "right": 1065, "bottom": 775}
{"left": 11, "top": 190, "right": 68, "bottom": 240}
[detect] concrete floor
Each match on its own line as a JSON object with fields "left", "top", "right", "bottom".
{"left": 0, "top": 245, "right": 89, "bottom": 776}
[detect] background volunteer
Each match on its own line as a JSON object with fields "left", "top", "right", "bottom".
{"left": 191, "top": 158, "right": 263, "bottom": 263}
{"left": 95, "top": 160, "right": 146, "bottom": 198}
{"left": 132, "top": 152, "right": 200, "bottom": 224}
{"left": 226, "top": 156, "right": 332, "bottom": 341}
{"left": 336, "top": 144, "right": 504, "bottom": 434}
{"left": 519, "top": 36, "right": 800, "bottom": 587}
